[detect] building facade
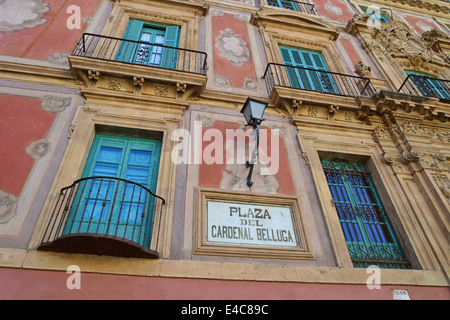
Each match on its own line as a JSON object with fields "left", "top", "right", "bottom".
{"left": 0, "top": 0, "right": 449, "bottom": 300}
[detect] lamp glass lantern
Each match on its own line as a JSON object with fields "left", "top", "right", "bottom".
{"left": 240, "top": 97, "right": 268, "bottom": 187}
{"left": 240, "top": 97, "right": 269, "bottom": 128}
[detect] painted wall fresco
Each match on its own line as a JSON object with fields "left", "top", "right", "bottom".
{"left": 212, "top": 11, "right": 259, "bottom": 91}
{"left": 0, "top": 94, "right": 55, "bottom": 198}
{"left": 0, "top": 91, "right": 74, "bottom": 228}
{"left": 198, "top": 120, "right": 296, "bottom": 196}
{"left": 0, "top": 0, "right": 102, "bottom": 62}
{"left": 313, "top": 0, "right": 355, "bottom": 24}
{"left": 402, "top": 14, "right": 441, "bottom": 35}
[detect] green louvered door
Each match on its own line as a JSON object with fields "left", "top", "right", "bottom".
{"left": 116, "top": 19, "right": 180, "bottom": 69}
{"left": 63, "top": 134, "right": 162, "bottom": 248}
{"left": 280, "top": 46, "right": 337, "bottom": 94}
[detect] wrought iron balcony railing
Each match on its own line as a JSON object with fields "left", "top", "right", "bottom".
{"left": 265, "top": 0, "right": 319, "bottom": 15}
{"left": 263, "top": 63, "right": 376, "bottom": 98}
{"left": 38, "top": 177, "right": 165, "bottom": 258}
{"left": 72, "top": 33, "right": 208, "bottom": 75}
{"left": 397, "top": 74, "right": 450, "bottom": 101}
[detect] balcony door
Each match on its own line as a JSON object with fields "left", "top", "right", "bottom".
{"left": 279, "top": 46, "right": 337, "bottom": 94}
{"left": 116, "top": 19, "right": 180, "bottom": 69}
{"left": 63, "top": 134, "right": 162, "bottom": 248}
{"left": 407, "top": 72, "right": 450, "bottom": 100}
{"left": 267, "top": 0, "right": 297, "bottom": 11}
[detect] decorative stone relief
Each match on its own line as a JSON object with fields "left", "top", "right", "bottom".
{"left": 133, "top": 77, "right": 145, "bottom": 94}
{"left": 308, "top": 106, "right": 318, "bottom": 117}
{"left": 155, "top": 84, "right": 169, "bottom": 96}
{"left": 354, "top": 60, "right": 372, "bottom": 77}
{"left": 348, "top": 18, "right": 447, "bottom": 75}
{"left": 420, "top": 153, "right": 450, "bottom": 204}
{"left": 399, "top": 121, "right": 450, "bottom": 143}
{"left": 328, "top": 105, "right": 339, "bottom": 120}
{"left": 0, "top": 0, "right": 49, "bottom": 32}
{"left": 88, "top": 70, "right": 100, "bottom": 88}
{"left": 109, "top": 79, "right": 122, "bottom": 90}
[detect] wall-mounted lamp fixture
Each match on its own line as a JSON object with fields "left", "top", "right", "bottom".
{"left": 240, "top": 97, "right": 268, "bottom": 187}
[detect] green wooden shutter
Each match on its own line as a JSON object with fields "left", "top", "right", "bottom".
{"left": 63, "top": 134, "right": 162, "bottom": 248}
{"left": 161, "top": 26, "right": 180, "bottom": 69}
{"left": 280, "top": 47, "right": 337, "bottom": 93}
{"left": 116, "top": 19, "right": 145, "bottom": 62}
{"left": 280, "top": 47, "right": 302, "bottom": 88}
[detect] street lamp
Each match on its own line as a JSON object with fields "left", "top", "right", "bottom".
{"left": 240, "top": 97, "right": 269, "bottom": 187}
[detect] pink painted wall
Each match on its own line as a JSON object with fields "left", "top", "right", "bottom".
{"left": 313, "top": 0, "right": 355, "bottom": 24}
{"left": 339, "top": 37, "right": 362, "bottom": 66}
{"left": 198, "top": 121, "right": 296, "bottom": 196}
{"left": 0, "top": 0, "right": 102, "bottom": 60}
{"left": 0, "top": 94, "right": 55, "bottom": 197}
{"left": 212, "top": 13, "right": 258, "bottom": 89}
{"left": 403, "top": 15, "right": 440, "bottom": 35}
{"left": 1, "top": 267, "right": 449, "bottom": 300}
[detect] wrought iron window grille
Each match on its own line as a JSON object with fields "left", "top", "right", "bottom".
{"left": 321, "top": 159, "right": 410, "bottom": 269}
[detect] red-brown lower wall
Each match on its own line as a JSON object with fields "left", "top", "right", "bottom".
{"left": 0, "top": 267, "right": 449, "bottom": 300}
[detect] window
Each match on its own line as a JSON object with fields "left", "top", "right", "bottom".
{"left": 321, "top": 159, "right": 410, "bottom": 269}
{"left": 62, "top": 134, "right": 162, "bottom": 248}
{"left": 406, "top": 72, "right": 450, "bottom": 100}
{"left": 116, "top": 19, "right": 180, "bottom": 69}
{"left": 267, "top": 0, "right": 297, "bottom": 11}
{"left": 279, "top": 46, "right": 337, "bottom": 94}
{"left": 266, "top": 0, "right": 317, "bottom": 14}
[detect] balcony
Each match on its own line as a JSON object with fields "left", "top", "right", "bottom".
{"left": 264, "top": 0, "right": 319, "bottom": 15}
{"left": 263, "top": 63, "right": 376, "bottom": 99}
{"left": 38, "top": 177, "right": 165, "bottom": 258}
{"left": 73, "top": 33, "right": 207, "bottom": 75}
{"left": 397, "top": 74, "right": 450, "bottom": 101}
{"left": 68, "top": 34, "right": 208, "bottom": 104}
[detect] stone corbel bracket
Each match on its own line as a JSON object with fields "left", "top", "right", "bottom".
{"left": 88, "top": 70, "right": 101, "bottom": 88}
{"left": 133, "top": 76, "right": 145, "bottom": 94}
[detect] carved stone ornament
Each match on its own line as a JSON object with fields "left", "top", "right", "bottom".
{"left": 421, "top": 29, "right": 450, "bottom": 47}
{"left": 350, "top": 20, "right": 446, "bottom": 72}
{"left": 354, "top": 60, "right": 371, "bottom": 77}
